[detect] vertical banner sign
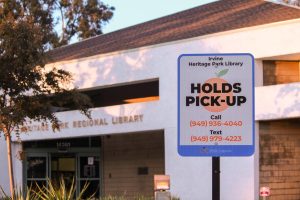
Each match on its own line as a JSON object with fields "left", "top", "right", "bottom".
{"left": 178, "top": 54, "right": 255, "bottom": 157}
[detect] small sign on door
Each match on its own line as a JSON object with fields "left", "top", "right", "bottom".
{"left": 88, "top": 157, "right": 94, "bottom": 165}
{"left": 84, "top": 165, "right": 96, "bottom": 178}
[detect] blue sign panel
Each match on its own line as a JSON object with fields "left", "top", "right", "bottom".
{"left": 178, "top": 54, "right": 255, "bottom": 157}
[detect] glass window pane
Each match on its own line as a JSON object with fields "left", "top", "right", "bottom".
{"left": 80, "top": 156, "right": 99, "bottom": 178}
{"left": 51, "top": 154, "right": 76, "bottom": 189}
{"left": 80, "top": 180, "right": 100, "bottom": 199}
{"left": 27, "top": 157, "right": 46, "bottom": 178}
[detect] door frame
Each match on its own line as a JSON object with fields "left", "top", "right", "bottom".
{"left": 24, "top": 147, "right": 101, "bottom": 198}
{"left": 24, "top": 152, "right": 49, "bottom": 190}
{"left": 76, "top": 152, "right": 102, "bottom": 198}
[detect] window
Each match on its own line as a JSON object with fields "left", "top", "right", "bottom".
{"left": 263, "top": 61, "right": 300, "bottom": 85}
{"left": 26, "top": 154, "right": 48, "bottom": 191}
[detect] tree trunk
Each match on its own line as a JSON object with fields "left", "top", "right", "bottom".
{"left": 5, "top": 129, "right": 15, "bottom": 200}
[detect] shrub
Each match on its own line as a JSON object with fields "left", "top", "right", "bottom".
{"left": 0, "top": 186, "right": 37, "bottom": 200}
{"left": 1, "top": 182, "right": 181, "bottom": 200}
{"left": 34, "top": 178, "right": 93, "bottom": 200}
{"left": 0, "top": 178, "right": 93, "bottom": 200}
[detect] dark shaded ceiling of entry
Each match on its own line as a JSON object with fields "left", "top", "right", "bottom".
{"left": 52, "top": 79, "right": 159, "bottom": 111}
{"left": 84, "top": 80, "right": 159, "bottom": 108}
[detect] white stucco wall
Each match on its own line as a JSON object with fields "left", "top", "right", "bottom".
{"left": 0, "top": 138, "right": 23, "bottom": 196}
{"left": 0, "top": 137, "right": 10, "bottom": 197}
{"left": 14, "top": 102, "right": 165, "bottom": 141}
{"left": 12, "top": 143, "right": 23, "bottom": 189}
{"left": 256, "top": 82, "right": 300, "bottom": 120}
{"left": 0, "top": 19, "right": 300, "bottom": 199}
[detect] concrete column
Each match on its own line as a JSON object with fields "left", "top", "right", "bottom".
{"left": 0, "top": 136, "right": 10, "bottom": 196}
{"left": 164, "top": 127, "right": 212, "bottom": 200}
{"left": 12, "top": 142, "right": 23, "bottom": 188}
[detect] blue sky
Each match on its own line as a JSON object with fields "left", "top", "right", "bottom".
{"left": 102, "top": 0, "right": 216, "bottom": 33}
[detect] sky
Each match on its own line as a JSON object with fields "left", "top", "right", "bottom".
{"left": 102, "top": 0, "right": 217, "bottom": 33}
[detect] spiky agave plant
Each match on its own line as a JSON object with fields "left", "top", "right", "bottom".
{"left": 34, "top": 178, "right": 94, "bottom": 200}
{"left": 0, "top": 186, "right": 37, "bottom": 200}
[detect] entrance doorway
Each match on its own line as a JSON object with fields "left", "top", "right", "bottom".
{"left": 24, "top": 137, "right": 101, "bottom": 198}
{"left": 50, "top": 153, "right": 76, "bottom": 190}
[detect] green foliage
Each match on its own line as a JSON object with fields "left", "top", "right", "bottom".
{"left": 1, "top": 186, "right": 181, "bottom": 200}
{"left": 56, "top": 0, "right": 114, "bottom": 46}
{"left": 0, "top": 178, "right": 93, "bottom": 200}
{"left": 99, "top": 196, "right": 152, "bottom": 200}
{"left": 99, "top": 196, "right": 126, "bottom": 200}
{"left": 133, "top": 196, "right": 153, "bottom": 200}
{"left": 0, "top": 186, "right": 38, "bottom": 200}
{"left": 0, "top": 0, "right": 114, "bottom": 49}
{"left": 98, "top": 195, "right": 180, "bottom": 200}
{"left": 34, "top": 178, "right": 93, "bottom": 200}
{"left": 0, "top": 0, "right": 105, "bottom": 196}
{"left": 0, "top": 0, "right": 96, "bottom": 138}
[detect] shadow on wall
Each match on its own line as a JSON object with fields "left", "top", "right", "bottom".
{"left": 52, "top": 29, "right": 223, "bottom": 90}
{"left": 276, "top": 83, "right": 300, "bottom": 116}
{"left": 61, "top": 48, "right": 155, "bottom": 89}
{"left": 256, "top": 83, "right": 300, "bottom": 119}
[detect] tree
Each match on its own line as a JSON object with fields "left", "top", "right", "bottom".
{"left": 0, "top": 0, "right": 113, "bottom": 198}
{"left": 279, "top": 0, "right": 300, "bottom": 6}
{"left": 55, "top": 0, "right": 114, "bottom": 47}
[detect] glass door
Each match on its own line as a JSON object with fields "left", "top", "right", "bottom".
{"left": 77, "top": 153, "right": 101, "bottom": 198}
{"left": 25, "top": 150, "right": 101, "bottom": 199}
{"left": 26, "top": 153, "right": 48, "bottom": 190}
{"left": 50, "top": 153, "right": 76, "bottom": 190}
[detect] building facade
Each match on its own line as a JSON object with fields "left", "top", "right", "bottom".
{"left": 1, "top": 0, "right": 300, "bottom": 199}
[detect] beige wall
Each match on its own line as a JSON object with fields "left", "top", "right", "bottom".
{"left": 260, "top": 119, "right": 300, "bottom": 199}
{"left": 102, "top": 131, "right": 165, "bottom": 198}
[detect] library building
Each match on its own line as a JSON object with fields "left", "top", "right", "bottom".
{"left": 1, "top": 0, "right": 300, "bottom": 199}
